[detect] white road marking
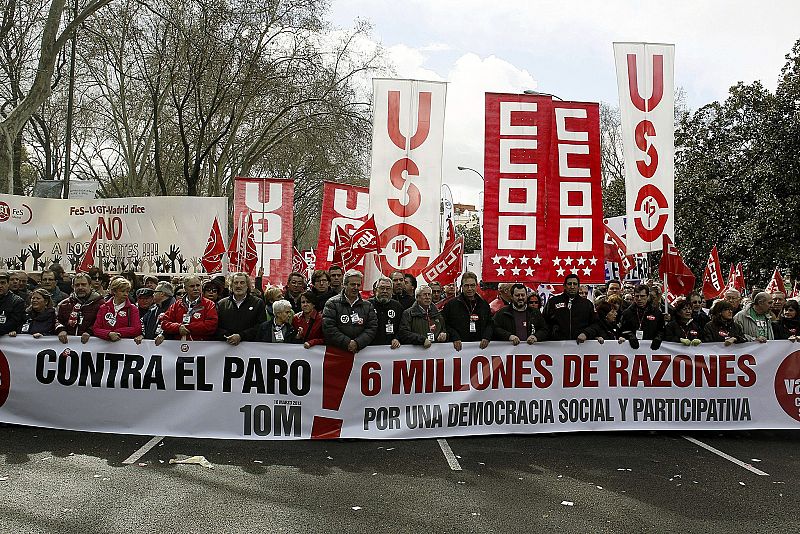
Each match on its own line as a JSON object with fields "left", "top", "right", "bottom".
{"left": 437, "top": 438, "right": 462, "bottom": 471}
{"left": 122, "top": 436, "right": 164, "bottom": 465}
{"left": 682, "top": 435, "right": 769, "bottom": 476}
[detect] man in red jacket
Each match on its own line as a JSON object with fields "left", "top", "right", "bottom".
{"left": 155, "top": 275, "right": 218, "bottom": 344}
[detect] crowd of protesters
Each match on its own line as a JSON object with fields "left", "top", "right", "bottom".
{"left": 0, "top": 263, "right": 797, "bottom": 351}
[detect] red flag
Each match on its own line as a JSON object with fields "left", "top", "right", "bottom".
{"left": 766, "top": 267, "right": 787, "bottom": 295}
{"left": 315, "top": 181, "right": 369, "bottom": 271}
{"left": 658, "top": 235, "right": 696, "bottom": 297}
{"left": 422, "top": 236, "right": 464, "bottom": 287}
{"left": 701, "top": 245, "right": 725, "bottom": 300}
{"left": 201, "top": 217, "right": 226, "bottom": 274}
{"left": 228, "top": 212, "right": 258, "bottom": 275}
{"left": 331, "top": 225, "right": 350, "bottom": 268}
{"left": 292, "top": 246, "right": 308, "bottom": 274}
{"left": 78, "top": 226, "right": 100, "bottom": 273}
{"left": 603, "top": 220, "right": 635, "bottom": 279}
{"left": 343, "top": 215, "right": 381, "bottom": 270}
{"left": 241, "top": 212, "right": 258, "bottom": 275}
{"left": 735, "top": 262, "right": 746, "bottom": 292}
{"left": 791, "top": 281, "right": 799, "bottom": 299}
{"left": 444, "top": 217, "right": 455, "bottom": 246}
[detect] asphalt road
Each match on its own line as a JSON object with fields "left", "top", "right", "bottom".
{"left": 0, "top": 426, "right": 797, "bottom": 533}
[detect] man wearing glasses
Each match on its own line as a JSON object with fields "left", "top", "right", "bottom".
{"left": 688, "top": 291, "right": 710, "bottom": 329}
{"left": 542, "top": 274, "right": 595, "bottom": 341}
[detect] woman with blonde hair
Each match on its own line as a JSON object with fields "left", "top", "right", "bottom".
{"left": 92, "top": 276, "right": 142, "bottom": 341}
{"left": 9, "top": 288, "right": 56, "bottom": 338}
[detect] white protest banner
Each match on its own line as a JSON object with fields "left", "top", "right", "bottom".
{"left": 0, "top": 194, "right": 227, "bottom": 274}
{"left": 1, "top": 339, "right": 799, "bottom": 440}
{"left": 365, "top": 79, "right": 447, "bottom": 284}
{"left": 614, "top": 42, "right": 675, "bottom": 254}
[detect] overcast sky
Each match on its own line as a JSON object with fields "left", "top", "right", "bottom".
{"left": 329, "top": 0, "right": 800, "bottom": 205}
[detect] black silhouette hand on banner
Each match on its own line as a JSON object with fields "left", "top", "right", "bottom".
{"left": 17, "top": 249, "right": 30, "bottom": 270}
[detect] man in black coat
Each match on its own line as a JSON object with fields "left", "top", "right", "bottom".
{"left": 0, "top": 271, "right": 25, "bottom": 336}
{"left": 493, "top": 283, "right": 548, "bottom": 344}
{"left": 443, "top": 271, "right": 492, "bottom": 350}
{"left": 369, "top": 277, "right": 404, "bottom": 348}
{"left": 542, "top": 274, "right": 595, "bottom": 341}
{"left": 619, "top": 284, "right": 665, "bottom": 342}
{"left": 217, "top": 273, "right": 267, "bottom": 345}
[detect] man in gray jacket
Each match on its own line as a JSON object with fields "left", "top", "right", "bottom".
{"left": 323, "top": 269, "right": 377, "bottom": 353}
{"left": 734, "top": 292, "right": 774, "bottom": 342}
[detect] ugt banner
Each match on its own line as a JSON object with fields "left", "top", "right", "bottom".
{"left": 482, "top": 94, "right": 604, "bottom": 284}
{"left": 614, "top": 42, "right": 676, "bottom": 254}
{"left": 365, "top": 79, "right": 447, "bottom": 283}
{"left": 1, "top": 338, "right": 799, "bottom": 440}
{"left": 0, "top": 194, "right": 227, "bottom": 274}
{"left": 232, "top": 177, "right": 294, "bottom": 283}
{"left": 315, "top": 181, "right": 370, "bottom": 271}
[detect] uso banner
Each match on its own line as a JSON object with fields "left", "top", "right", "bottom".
{"left": 482, "top": 95, "right": 604, "bottom": 284}
{"left": 315, "top": 181, "right": 370, "bottom": 271}
{"left": 233, "top": 177, "right": 294, "bottom": 283}
{"left": 0, "top": 194, "right": 227, "bottom": 274}
{"left": 1, "top": 339, "right": 799, "bottom": 440}
{"left": 366, "top": 79, "right": 447, "bottom": 283}
{"left": 614, "top": 42, "right": 676, "bottom": 254}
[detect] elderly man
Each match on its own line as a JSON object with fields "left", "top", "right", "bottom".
{"left": 0, "top": 271, "right": 25, "bottom": 337}
{"left": 489, "top": 283, "right": 513, "bottom": 315}
{"left": 10, "top": 271, "right": 31, "bottom": 305}
{"left": 156, "top": 275, "right": 218, "bottom": 343}
{"left": 142, "top": 282, "right": 175, "bottom": 339}
{"left": 734, "top": 291, "right": 774, "bottom": 343}
{"left": 55, "top": 273, "right": 103, "bottom": 344}
{"left": 39, "top": 270, "right": 68, "bottom": 305}
{"left": 771, "top": 291, "right": 787, "bottom": 318}
{"left": 217, "top": 272, "right": 267, "bottom": 345}
{"left": 399, "top": 284, "right": 447, "bottom": 348}
{"left": 443, "top": 271, "right": 492, "bottom": 351}
{"left": 322, "top": 269, "right": 377, "bottom": 353}
{"left": 283, "top": 271, "right": 306, "bottom": 313}
{"left": 724, "top": 289, "right": 743, "bottom": 313}
{"left": 369, "top": 277, "right": 403, "bottom": 349}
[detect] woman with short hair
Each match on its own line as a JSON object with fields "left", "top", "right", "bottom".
{"left": 9, "top": 288, "right": 56, "bottom": 338}
{"left": 92, "top": 277, "right": 142, "bottom": 342}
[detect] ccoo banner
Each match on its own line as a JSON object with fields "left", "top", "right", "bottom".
{"left": 365, "top": 78, "right": 447, "bottom": 284}
{"left": 1, "top": 339, "right": 799, "bottom": 440}
{"left": 614, "top": 42, "right": 676, "bottom": 254}
{"left": 0, "top": 194, "right": 227, "bottom": 274}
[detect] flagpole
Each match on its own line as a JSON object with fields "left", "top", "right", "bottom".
{"left": 663, "top": 272, "right": 668, "bottom": 314}
{"left": 260, "top": 179, "right": 266, "bottom": 275}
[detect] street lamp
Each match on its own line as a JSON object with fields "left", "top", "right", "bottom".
{"left": 457, "top": 166, "right": 484, "bottom": 181}
{"left": 523, "top": 89, "right": 564, "bottom": 101}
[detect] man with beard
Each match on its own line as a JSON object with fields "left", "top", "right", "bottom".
{"left": 217, "top": 272, "right": 267, "bottom": 345}
{"left": 142, "top": 282, "right": 176, "bottom": 339}
{"left": 156, "top": 275, "right": 218, "bottom": 343}
{"left": 0, "top": 271, "right": 25, "bottom": 337}
{"left": 619, "top": 284, "right": 665, "bottom": 346}
{"left": 369, "top": 277, "right": 403, "bottom": 349}
{"left": 443, "top": 271, "right": 492, "bottom": 351}
{"left": 391, "top": 270, "right": 414, "bottom": 310}
{"left": 493, "top": 283, "right": 548, "bottom": 345}
{"left": 542, "top": 274, "right": 595, "bottom": 341}
{"left": 55, "top": 273, "right": 103, "bottom": 344}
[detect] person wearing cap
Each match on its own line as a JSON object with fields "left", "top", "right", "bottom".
{"left": 0, "top": 271, "right": 32, "bottom": 337}
{"left": 142, "top": 282, "right": 175, "bottom": 339}
{"left": 216, "top": 272, "right": 267, "bottom": 345}
{"left": 155, "top": 275, "right": 218, "bottom": 343}
{"left": 136, "top": 288, "right": 155, "bottom": 318}
{"left": 55, "top": 273, "right": 103, "bottom": 344}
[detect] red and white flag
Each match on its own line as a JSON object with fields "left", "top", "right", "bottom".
{"left": 482, "top": 94, "right": 605, "bottom": 284}
{"left": 232, "top": 177, "right": 294, "bottom": 283}
{"left": 701, "top": 245, "right": 725, "bottom": 300}
{"left": 344, "top": 215, "right": 381, "bottom": 270}
{"left": 658, "top": 235, "right": 695, "bottom": 297}
{"left": 78, "top": 226, "right": 100, "bottom": 273}
{"left": 228, "top": 211, "right": 258, "bottom": 275}
{"left": 201, "top": 217, "right": 226, "bottom": 274}
{"left": 791, "top": 281, "right": 799, "bottom": 298}
{"left": 614, "top": 42, "right": 676, "bottom": 254}
{"left": 316, "top": 181, "right": 370, "bottom": 271}
{"left": 422, "top": 236, "right": 464, "bottom": 287}
{"left": 735, "top": 262, "right": 746, "bottom": 292}
{"left": 292, "top": 246, "right": 308, "bottom": 275}
{"left": 365, "top": 79, "right": 447, "bottom": 283}
{"left": 766, "top": 267, "right": 787, "bottom": 295}
{"left": 603, "top": 219, "right": 635, "bottom": 279}
{"left": 444, "top": 216, "right": 455, "bottom": 247}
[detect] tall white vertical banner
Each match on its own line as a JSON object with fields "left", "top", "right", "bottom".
{"left": 614, "top": 43, "right": 675, "bottom": 254}
{"left": 366, "top": 79, "right": 447, "bottom": 283}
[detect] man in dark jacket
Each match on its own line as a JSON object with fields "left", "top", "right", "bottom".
{"left": 0, "top": 271, "right": 25, "bottom": 337}
{"left": 217, "top": 272, "right": 267, "bottom": 345}
{"left": 399, "top": 284, "right": 447, "bottom": 348}
{"left": 493, "top": 283, "right": 548, "bottom": 344}
{"left": 142, "top": 282, "right": 175, "bottom": 339}
{"left": 443, "top": 271, "right": 492, "bottom": 350}
{"left": 542, "top": 274, "right": 595, "bottom": 341}
{"left": 55, "top": 273, "right": 103, "bottom": 343}
{"left": 391, "top": 270, "right": 414, "bottom": 310}
{"left": 369, "top": 277, "right": 403, "bottom": 348}
{"left": 619, "top": 284, "right": 665, "bottom": 342}
{"left": 322, "top": 269, "right": 377, "bottom": 352}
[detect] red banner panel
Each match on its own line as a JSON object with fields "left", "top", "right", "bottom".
{"left": 315, "top": 181, "right": 369, "bottom": 271}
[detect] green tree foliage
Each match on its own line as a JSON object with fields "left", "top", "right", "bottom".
{"left": 675, "top": 39, "right": 800, "bottom": 285}
{"left": 456, "top": 214, "right": 481, "bottom": 254}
